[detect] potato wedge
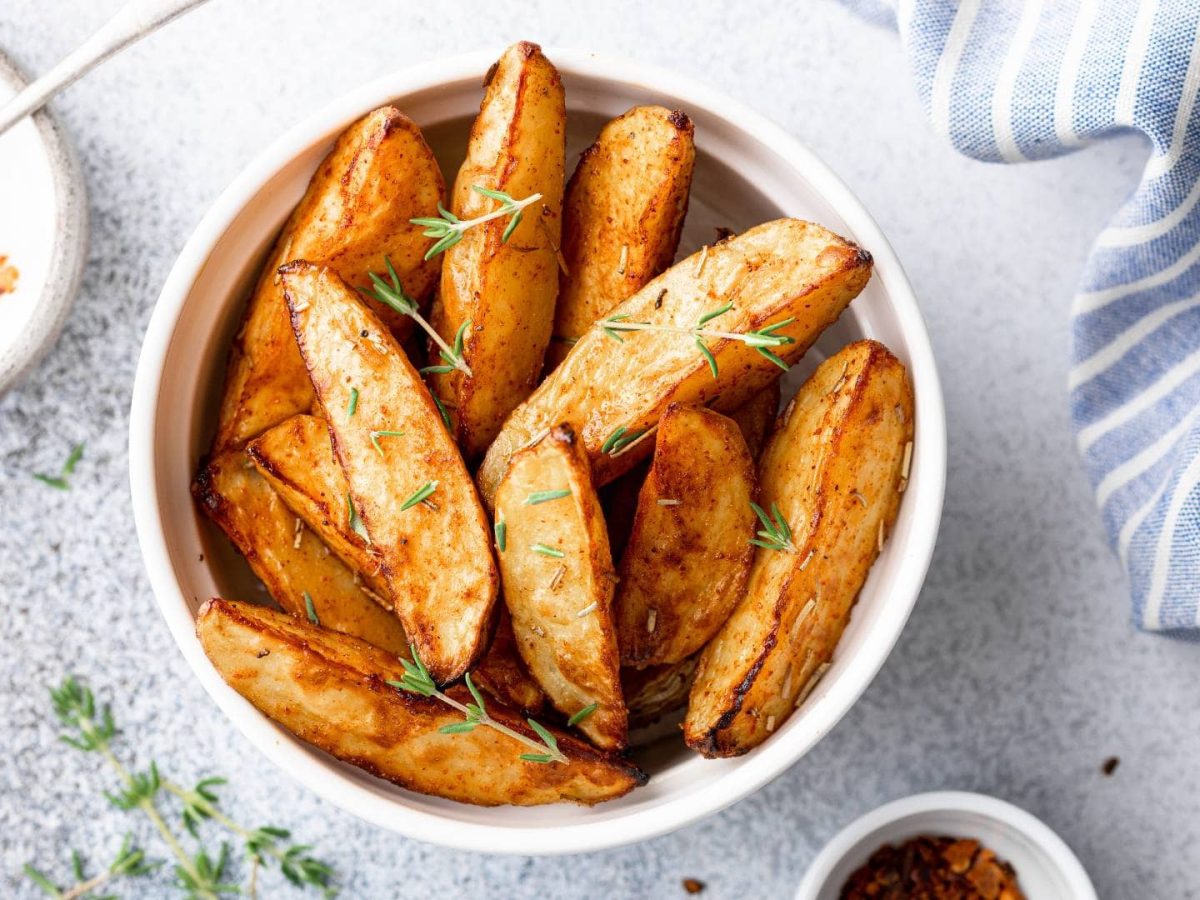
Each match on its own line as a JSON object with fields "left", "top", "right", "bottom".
{"left": 197, "top": 599, "right": 646, "bottom": 806}
{"left": 545, "top": 105, "right": 695, "bottom": 370}
{"left": 246, "top": 414, "right": 390, "bottom": 603}
{"left": 428, "top": 42, "right": 566, "bottom": 458}
{"left": 191, "top": 452, "right": 408, "bottom": 655}
{"left": 478, "top": 219, "right": 873, "bottom": 505}
{"left": 728, "top": 381, "right": 781, "bottom": 460}
{"left": 473, "top": 608, "right": 546, "bottom": 715}
{"left": 616, "top": 405, "right": 757, "bottom": 666}
{"left": 283, "top": 262, "right": 497, "bottom": 683}
{"left": 684, "top": 340, "right": 914, "bottom": 756}
{"left": 599, "top": 461, "right": 649, "bottom": 560}
{"left": 623, "top": 656, "right": 698, "bottom": 728}
{"left": 493, "top": 424, "right": 627, "bottom": 751}
{"left": 215, "top": 107, "right": 444, "bottom": 451}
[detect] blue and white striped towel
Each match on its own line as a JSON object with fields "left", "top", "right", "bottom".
{"left": 846, "top": 1, "right": 1200, "bottom": 634}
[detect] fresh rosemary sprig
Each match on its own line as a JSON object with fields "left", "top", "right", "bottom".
{"left": 38, "top": 677, "right": 336, "bottom": 898}
{"left": 568, "top": 703, "right": 598, "bottom": 727}
{"left": 303, "top": 591, "right": 319, "bottom": 625}
{"left": 749, "top": 502, "right": 796, "bottom": 553}
{"left": 525, "top": 488, "right": 571, "bottom": 505}
{"left": 345, "top": 494, "right": 370, "bottom": 544}
{"left": 494, "top": 517, "right": 507, "bottom": 552}
{"left": 400, "top": 481, "right": 438, "bottom": 511}
{"left": 24, "top": 834, "right": 156, "bottom": 900}
{"left": 368, "top": 429, "right": 404, "bottom": 457}
{"left": 600, "top": 425, "right": 645, "bottom": 455}
{"left": 410, "top": 185, "right": 543, "bottom": 259}
{"left": 420, "top": 320, "right": 471, "bottom": 376}
{"left": 597, "top": 307, "right": 796, "bottom": 377}
{"left": 362, "top": 257, "right": 473, "bottom": 378}
{"left": 345, "top": 388, "right": 359, "bottom": 420}
{"left": 531, "top": 543, "right": 565, "bottom": 558}
{"left": 388, "top": 648, "right": 567, "bottom": 764}
{"left": 34, "top": 442, "right": 85, "bottom": 490}
{"left": 431, "top": 393, "right": 453, "bottom": 431}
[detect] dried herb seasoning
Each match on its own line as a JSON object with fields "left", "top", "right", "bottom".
{"left": 840, "top": 835, "right": 1025, "bottom": 900}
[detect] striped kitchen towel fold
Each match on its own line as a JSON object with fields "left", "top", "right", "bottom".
{"left": 844, "top": 0, "right": 1200, "bottom": 634}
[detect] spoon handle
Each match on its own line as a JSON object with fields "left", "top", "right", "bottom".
{"left": 0, "top": 0, "right": 210, "bottom": 136}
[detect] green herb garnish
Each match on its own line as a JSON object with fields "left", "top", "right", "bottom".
{"left": 363, "top": 257, "right": 472, "bottom": 377}
{"left": 494, "top": 518, "right": 507, "bottom": 552}
{"left": 303, "top": 591, "right": 319, "bottom": 625}
{"left": 410, "top": 185, "right": 543, "bottom": 259}
{"left": 748, "top": 502, "right": 796, "bottom": 553}
{"left": 369, "top": 429, "right": 404, "bottom": 457}
{"left": 346, "top": 387, "right": 359, "bottom": 420}
{"left": 600, "top": 425, "right": 645, "bottom": 455}
{"left": 420, "top": 320, "right": 470, "bottom": 376}
{"left": 346, "top": 493, "right": 370, "bottom": 544}
{"left": 531, "top": 544, "right": 565, "bottom": 558}
{"left": 568, "top": 703, "right": 598, "bottom": 727}
{"left": 525, "top": 489, "right": 571, "bottom": 505}
{"left": 400, "top": 481, "right": 439, "bottom": 511}
{"left": 34, "top": 442, "right": 85, "bottom": 490}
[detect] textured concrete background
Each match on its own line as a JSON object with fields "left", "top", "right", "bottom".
{"left": 2, "top": 1, "right": 1197, "bottom": 898}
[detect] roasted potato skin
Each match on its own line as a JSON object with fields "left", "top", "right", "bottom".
{"left": 283, "top": 262, "right": 497, "bottom": 683}
{"left": 197, "top": 599, "right": 646, "bottom": 806}
{"left": 247, "top": 414, "right": 390, "bottom": 603}
{"left": 473, "top": 607, "right": 547, "bottom": 715}
{"left": 623, "top": 656, "right": 698, "bottom": 728}
{"left": 478, "top": 219, "right": 873, "bottom": 505}
{"left": 214, "top": 108, "right": 444, "bottom": 452}
{"left": 728, "top": 381, "right": 782, "bottom": 460}
{"left": 684, "top": 340, "right": 914, "bottom": 757}
{"left": 493, "top": 425, "right": 627, "bottom": 751}
{"left": 546, "top": 105, "right": 695, "bottom": 370}
{"left": 616, "top": 405, "right": 757, "bottom": 666}
{"left": 191, "top": 452, "right": 409, "bottom": 655}
{"left": 430, "top": 42, "right": 566, "bottom": 458}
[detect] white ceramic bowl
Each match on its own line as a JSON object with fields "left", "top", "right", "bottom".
{"left": 129, "top": 48, "right": 946, "bottom": 854}
{"left": 795, "top": 792, "right": 1098, "bottom": 899}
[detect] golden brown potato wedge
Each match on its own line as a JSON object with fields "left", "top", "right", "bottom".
{"left": 478, "top": 219, "right": 873, "bottom": 505}
{"left": 191, "top": 452, "right": 409, "bottom": 655}
{"left": 599, "top": 461, "right": 649, "bottom": 560}
{"left": 728, "top": 381, "right": 781, "bottom": 460}
{"left": 246, "top": 414, "right": 390, "bottom": 603}
{"left": 283, "top": 262, "right": 497, "bottom": 683}
{"left": 428, "top": 42, "right": 566, "bottom": 458}
{"left": 215, "top": 107, "right": 445, "bottom": 451}
{"left": 545, "top": 105, "right": 695, "bottom": 370}
{"left": 197, "top": 599, "right": 646, "bottom": 806}
{"left": 472, "top": 608, "right": 547, "bottom": 715}
{"left": 684, "top": 340, "right": 914, "bottom": 756}
{"left": 623, "top": 657, "right": 698, "bottom": 729}
{"left": 616, "top": 405, "right": 757, "bottom": 666}
{"left": 493, "top": 425, "right": 627, "bottom": 751}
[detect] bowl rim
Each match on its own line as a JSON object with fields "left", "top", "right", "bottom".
{"left": 129, "top": 46, "right": 947, "bottom": 855}
{"left": 793, "top": 790, "right": 1099, "bottom": 899}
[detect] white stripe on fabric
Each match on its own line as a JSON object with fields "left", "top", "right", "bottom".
{"left": 1054, "top": 0, "right": 1100, "bottom": 148}
{"left": 1142, "top": 447, "right": 1200, "bottom": 629}
{"left": 1095, "top": 176, "right": 1200, "bottom": 248}
{"left": 1119, "top": 475, "right": 1171, "bottom": 566}
{"left": 1144, "top": 22, "right": 1200, "bottom": 180}
{"left": 1069, "top": 294, "right": 1200, "bottom": 390}
{"left": 1115, "top": 0, "right": 1160, "bottom": 126}
{"left": 1075, "top": 240, "right": 1200, "bottom": 314}
{"left": 1095, "top": 409, "right": 1199, "bottom": 507}
{"left": 930, "top": 0, "right": 983, "bottom": 141}
{"left": 992, "top": 1, "right": 1043, "bottom": 162}
{"left": 1077, "top": 345, "right": 1200, "bottom": 451}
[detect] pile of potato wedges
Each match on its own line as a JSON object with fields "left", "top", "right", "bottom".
{"left": 192, "top": 41, "right": 915, "bottom": 807}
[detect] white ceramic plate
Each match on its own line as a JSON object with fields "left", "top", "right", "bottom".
{"left": 795, "top": 792, "right": 1098, "bottom": 899}
{"left": 129, "top": 48, "right": 946, "bottom": 855}
{"left": 0, "top": 50, "right": 87, "bottom": 394}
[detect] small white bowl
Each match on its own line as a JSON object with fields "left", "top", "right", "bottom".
{"left": 796, "top": 792, "right": 1098, "bottom": 900}
{"left": 129, "top": 48, "right": 946, "bottom": 854}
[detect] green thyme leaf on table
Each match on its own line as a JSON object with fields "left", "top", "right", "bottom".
{"left": 33, "top": 441, "right": 85, "bottom": 490}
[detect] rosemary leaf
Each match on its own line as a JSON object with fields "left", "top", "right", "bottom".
{"left": 303, "top": 591, "right": 319, "bottom": 625}
{"left": 525, "top": 489, "right": 571, "bottom": 505}
{"left": 400, "top": 481, "right": 439, "bottom": 511}
{"left": 568, "top": 703, "right": 598, "bottom": 727}
{"left": 531, "top": 543, "right": 565, "bottom": 558}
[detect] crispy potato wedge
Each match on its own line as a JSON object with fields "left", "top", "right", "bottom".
{"left": 493, "top": 425, "right": 627, "bottom": 750}
{"left": 545, "top": 105, "right": 695, "bottom": 370}
{"left": 478, "top": 219, "right": 873, "bottom": 505}
{"left": 473, "top": 608, "right": 546, "bottom": 715}
{"left": 729, "top": 381, "right": 782, "bottom": 460}
{"left": 215, "top": 108, "right": 444, "bottom": 451}
{"left": 197, "top": 599, "right": 646, "bottom": 806}
{"left": 616, "top": 405, "right": 757, "bottom": 666}
{"left": 429, "top": 42, "right": 566, "bottom": 458}
{"left": 623, "top": 656, "right": 698, "bottom": 728}
{"left": 191, "top": 452, "right": 408, "bottom": 655}
{"left": 246, "top": 414, "right": 390, "bottom": 603}
{"left": 599, "top": 461, "right": 649, "bottom": 560}
{"left": 283, "top": 262, "right": 497, "bottom": 683}
{"left": 684, "top": 340, "right": 914, "bottom": 756}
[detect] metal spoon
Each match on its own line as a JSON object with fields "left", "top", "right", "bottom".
{"left": 0, "top": 0, "right": 210, "bottom": 137}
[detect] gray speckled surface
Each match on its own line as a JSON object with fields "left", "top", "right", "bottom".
{"left": 2, "top": 1, "right": 1197, "bottom": 898}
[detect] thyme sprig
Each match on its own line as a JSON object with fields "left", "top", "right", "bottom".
{"left": 34, "top": 442, "right": 85, "bottom": 490}
{"left": 597, "top": 308, "right": 796, "bottom": 377}
{"left": 388, "top": 649, "right": 567, "bottom": 764}
{"left": 411, "top": 185, "right": 543, "bottom": 259}
{"left": 24, "top": 834, "right": 156, "bottom": 900}
{"left": 363, "top": 257, "right": 473, "bottom": 378}
{"left": 749, "top": 502, "right": 796, "bottom": 553}
{"left": 37, "top": 677, "right": 336, "bottom": 898}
